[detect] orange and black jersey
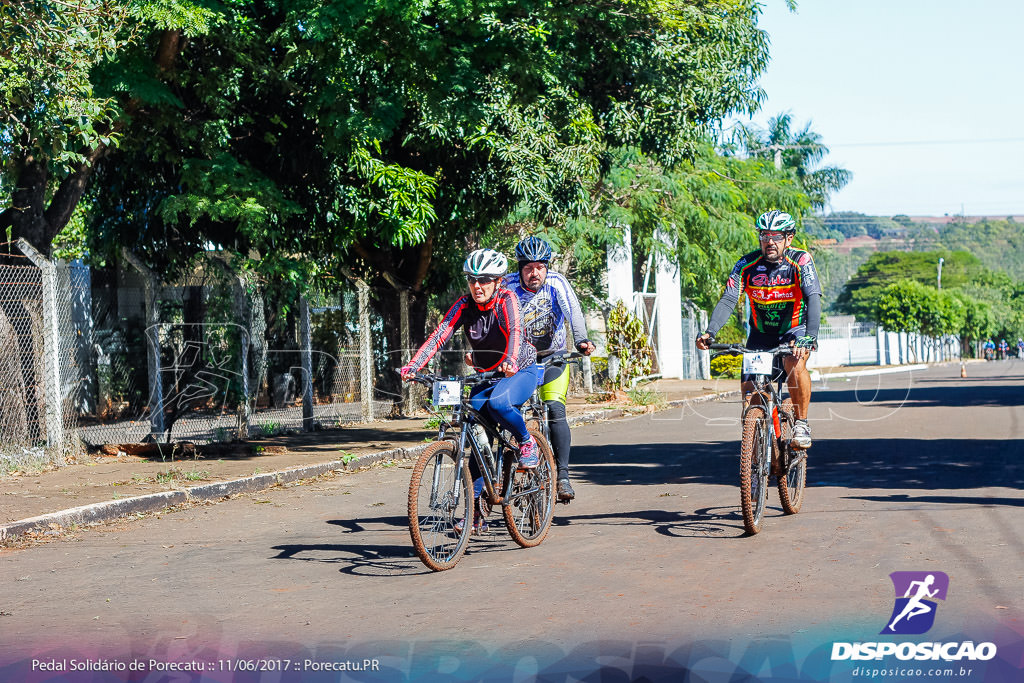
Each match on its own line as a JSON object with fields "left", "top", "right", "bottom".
{"left": 406, "top": 288, "right": 537, "bottom": 373}
{"left": 711, "top": 248, "right": 822, "bottom": 337}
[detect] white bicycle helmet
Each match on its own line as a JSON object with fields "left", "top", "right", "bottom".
{"left": 463, "top": 248, "right": 508, "bottom": 278}
{"left": 756, "top": 209, "right": 796, "bottom": 233}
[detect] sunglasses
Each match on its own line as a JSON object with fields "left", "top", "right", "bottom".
{"left": 759, "top": 232, "right": 790, "bottom": 243}
{"left": 467, "top": 275, "right": 499, "bottom": 285}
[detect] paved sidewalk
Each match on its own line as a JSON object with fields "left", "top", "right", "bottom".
{"left": 0, "top": 378, "right": 741, "bottom": 540}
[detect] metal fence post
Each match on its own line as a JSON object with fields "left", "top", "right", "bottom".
{"left": 121, "top": 250, "right": 165, "bottom": 439}
{"left": 300, "top": 294, "right": 314, "bottom": 432}
{"left": 16, "top": 240, "right": 63, "bottom": 451}
{"left": 358, "top": 281, "right": 373, "bottom": 422}
{"left": 231, "top": 272, "right": 251, "bottom": 440}
{"left": 399, "top": 288, "right": 412, "bottom": 415}
{"left": 697, "top": 309, "right": 710, "bottom": 379}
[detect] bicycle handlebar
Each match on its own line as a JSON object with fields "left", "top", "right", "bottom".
{"left": 709, "top": 343, "right": 794, "bottom": 356}
{"left": 535, "top": 349, "right": 585, "bottom": 365}
{"left": 397, "top": 369, "right": 502, "bottom": 387}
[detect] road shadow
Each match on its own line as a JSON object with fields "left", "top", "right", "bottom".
{"left": 568, "top": 435, "right": 1024, "bottom": 495}
{"left": 552, "top": 505, "right": 749, "bottom": 539}
{"left": 269, "top": 515, "right": 525, "bottom": 575}
{"left": 816, "top": 380, "right": 1024, "bottom": 408}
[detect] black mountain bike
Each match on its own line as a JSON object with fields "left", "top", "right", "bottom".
{"left": 404, "top": 370, "right": 556, "bottom": 571}
{"left": 710, "top": 343, "right": 808, "bottom": 535}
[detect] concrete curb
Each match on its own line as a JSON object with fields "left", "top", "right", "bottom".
{"left": 0, "top": 389, "right": 741, "bottom": 541}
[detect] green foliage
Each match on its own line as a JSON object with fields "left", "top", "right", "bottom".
{"left": 607, "top": 300, "right": 653, "bottom": 389}
{"left": 812, "top": 246, "right": 873, "bottom": 312}
{"left": 710, "top": 353, "right": 742, "bottom": 379}
{"left": 555, "top": 142, "right": 810, "bottom": 311}
{"left": 835, "top": 250, "right": 987, "bottom": 320}
{"left": 935, "top": 219, "right": 1024, "bottom": 282}
{"left": 875, "top": 280, "right": 963, "bottom": 338}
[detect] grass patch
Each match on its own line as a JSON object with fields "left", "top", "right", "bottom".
{"left": 626, "top": 387, "right": 666, "bottom": 409}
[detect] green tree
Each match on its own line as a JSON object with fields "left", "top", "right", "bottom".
{"left": 732, "top": 111, "right": 852, "bottom": 210}
{"left": 835, "top": 250, "right": 987, "bottom": 319}
{"left": 0, "top": 0, "right": 217, "bottom": 255}
{"left": 80, "top": 0, "right": 780, "bottom": 388}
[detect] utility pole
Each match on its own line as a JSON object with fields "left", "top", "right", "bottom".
{"left": 937, "top": 257, "right": 944, "bottom": 290}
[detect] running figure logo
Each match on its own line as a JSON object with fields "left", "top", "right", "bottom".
{"left": 881, "top": 571, "right": 949, "bottom": 635}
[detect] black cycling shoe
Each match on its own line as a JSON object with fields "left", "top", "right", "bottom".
{"left": 557, "top": 478, "right": 575, "bottom": 502}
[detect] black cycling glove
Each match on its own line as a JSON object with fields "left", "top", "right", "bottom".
{"left": 794, "top": 335, "right": 817, "bottom": 351}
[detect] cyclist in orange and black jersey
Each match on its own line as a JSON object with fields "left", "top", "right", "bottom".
{"left": 696, "top": 210, "right": 821, "bottom": 449}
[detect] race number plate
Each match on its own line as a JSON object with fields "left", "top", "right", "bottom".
{"left": 742, "top": 352, "right": 774, "bottom": 376}
{"left": 432, "top": 380, "right": 463, "bottom": 406}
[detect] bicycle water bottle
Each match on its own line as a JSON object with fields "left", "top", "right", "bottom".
{"left": 472, "top": 424, "right": 494, "bottom": 469}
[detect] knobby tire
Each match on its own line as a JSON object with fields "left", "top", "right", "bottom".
{"left": 408, "top": 440, "right": 473, "bottom": 571}
{"left": 739, "top": 405, "right": 770, "bottom": 535}
{"left": 503, "top": 428, "right": 556, "bottom": 548}
{"left": 776, "top": 398, "right": 807, "bottom": 514}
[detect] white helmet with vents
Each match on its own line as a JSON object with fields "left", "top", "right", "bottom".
{"left": 463, "top": 249, "right": 508, "bottom": 278}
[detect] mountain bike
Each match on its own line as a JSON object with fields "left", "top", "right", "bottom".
{"left": 403, "top": 370, "right": 556, "bottom": 571}
{"left": 710, "top": 343, "right": 807, "bottom": 535}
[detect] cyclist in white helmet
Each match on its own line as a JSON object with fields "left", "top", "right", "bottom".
{"left": 400, "top": 248, "right": 541, "bottom": 532}
{"left": 696, "top": 210, "right": 821, "bottom": 449}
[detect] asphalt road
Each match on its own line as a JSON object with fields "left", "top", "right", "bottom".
{"left": 2, "top": 362, "right": 1022, "bottom": 681}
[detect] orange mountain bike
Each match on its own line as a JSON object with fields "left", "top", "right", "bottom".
{"left": 710, "top": 343, "right": 807, "bottom": 535}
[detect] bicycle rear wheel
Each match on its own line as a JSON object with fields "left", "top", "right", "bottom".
{"left": 776, "top": 398, "right": 807, "bottom": 514}
{"left": 503, "top": 428, "right": 556, "bottom": 547}
{"left": 739, "top": 405, "right": 770, "bottom": 535}
{"left": 408, "top": 440, "right": 473, "bottom": 571}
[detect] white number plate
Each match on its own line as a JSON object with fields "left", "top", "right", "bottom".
{"left": 432, "top": 380, "right": 463, "bottom": 406}
{"left": 742, "top": 352, "right": 774, "bottom": 376}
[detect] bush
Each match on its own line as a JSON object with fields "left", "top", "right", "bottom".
{"left": 711, "top": 354, "right": 742, "bottom": 379}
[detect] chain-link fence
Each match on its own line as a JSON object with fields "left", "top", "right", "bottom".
{"left": 0, "top": 242, "right": 86, "bottom": 471}
{"left": 71, "top": 253, "right": 386, "bottom": 446}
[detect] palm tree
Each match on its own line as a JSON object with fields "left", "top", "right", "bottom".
{"left": 735, "top": 112, "right": 852, "bottom": 211}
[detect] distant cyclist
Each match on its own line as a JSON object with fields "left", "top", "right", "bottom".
{"left": 696, "top": 210, "right": 821, "bottom": 449}
{"left": 983, "top": 339, "right": 995, "bottom": 361}
{"left": 998, "top": 339, "right": 1009, "bottom": 360}
{"left": 1017, "top": 338, "right": 1023, "bottom": 359}
{"left": 503, "top": 236, "right": 595, "bottom": 501}
{"left": 400, "top": 248, "right": 541, "bottom": 470}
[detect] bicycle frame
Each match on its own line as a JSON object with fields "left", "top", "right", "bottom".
{"left": 713, "top": 343, "right": 800, "bottom": 465}
{"left": 415, "top": 372, "right": 540, "bottom": 508}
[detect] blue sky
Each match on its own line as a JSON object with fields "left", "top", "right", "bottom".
{"left": 734, "top": 0, "right": 1024, "bottom": 217}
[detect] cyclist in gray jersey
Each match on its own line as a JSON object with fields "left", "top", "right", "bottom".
{"left": 504, "top": 236, "right": 595, "bottom": 501}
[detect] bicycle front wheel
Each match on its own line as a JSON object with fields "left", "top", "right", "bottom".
{"left": 408, "top": 440, "right": 473, "bottom": 571}
{"left": 503, "top": 428, "right": 556, "bottom": 548}
{"left": 776, "top": 398, "right": 807, "bottom": 514}
{"left": 739, "top": 405, "right": 770, "bottom": 535}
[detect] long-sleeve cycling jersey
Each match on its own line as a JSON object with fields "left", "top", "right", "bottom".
{"left": 406, "top": 288, "right": 536, "bottom": 373}
{"left": 502, "top": 271, "right": 589, "bottom": 353}
{"left": 708, "top": 248, "right": 822, "bottom": 338}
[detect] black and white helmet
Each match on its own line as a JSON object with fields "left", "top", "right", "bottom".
{"left": 463, "top": 248, "right": 508, "bottom": 278}
{"left": 515, "top": 236, "right": 553, "bottom": 264}
{"left": 756, "top": 209, "right": 796, "bottom": 233}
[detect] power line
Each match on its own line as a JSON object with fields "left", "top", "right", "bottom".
{"left": 740, "top": 137, "right": 1024, "bottom": 151}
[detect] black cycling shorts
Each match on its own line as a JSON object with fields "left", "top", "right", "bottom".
{"left": 741, "top": 326, "right": 805, "bottom": 384}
